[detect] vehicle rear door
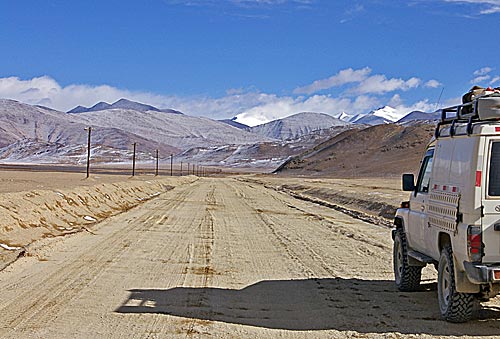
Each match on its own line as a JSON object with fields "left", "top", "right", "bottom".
{"left": 482, "top": 138, "right": 500, "bottom": 263}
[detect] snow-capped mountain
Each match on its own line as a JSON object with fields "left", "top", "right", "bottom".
{"left": 0, "top": 98, "right": 275, "bottom": 164}
{"left": 248, "top": 112, "right": 350, "bottom": 140}
{"left": 352, "top": 106, "right": 407, "bottom": 125}
{"left": 0, "top": 99, "right": 179, "bottom": 163}
{"left": 334, "top": 112, "right": 352, "bottom": 121}
{"left": 66, "top": 106, "right": 273, "bottom": 150}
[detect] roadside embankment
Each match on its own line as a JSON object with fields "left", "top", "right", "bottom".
{"left": 0, "top": 175, "right": 198, "bottom": 269}
{"left": 239, "top": 176, "right": 406, "bottom": 227}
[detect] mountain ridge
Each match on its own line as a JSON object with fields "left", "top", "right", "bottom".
{"left": 248, "top": 112, "right": 350, "bottom": 140}
{"left": 67, "top": 98, "right": 183, "bottom": 114}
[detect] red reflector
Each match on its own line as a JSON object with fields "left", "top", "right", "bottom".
{"left": 471, "top": 248, "right": 479, "bottom": 254}
{"left": 476, "top": 171, "right": 482, "bottom": 187}
{"left": 495, "top": 271, "right": 500, "bottom": 280}
{"left": 496, "top": 127, "right": 500, "bottom": 132}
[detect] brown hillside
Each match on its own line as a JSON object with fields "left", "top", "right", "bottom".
{"left": 276, "top": 123, "right": 435, "bottom": 178}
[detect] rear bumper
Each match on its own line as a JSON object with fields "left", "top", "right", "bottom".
{"left": 463, "top": 261, "right": 500, "bottom": 284}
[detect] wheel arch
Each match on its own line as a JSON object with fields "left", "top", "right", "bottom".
{"left": 438, "top": 234, "right": 479, "bottom": 294}
{"left": 394, "top": 216, "right": 405, "bottom": 231}
{"left": 438, "top": 232, "right": 452, "bottom": 252}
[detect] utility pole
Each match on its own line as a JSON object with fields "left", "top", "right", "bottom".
{"left": 132, "top": 142, "right": 137, "bottom": 177}
{"left": 155, "top": 149, "right": 159, "bottom": 176}
{"left": 180, "top": 162, "right": 183, "bottom": 176}
{"left": 85, "top": 127, "right": 92, "bottom": 178}
{"left": 170, "top": 154, "right": 173, "bottom": 176}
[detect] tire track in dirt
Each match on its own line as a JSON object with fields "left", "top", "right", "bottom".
{"left": 0, "top": 182, "right": 202, "bottom": 338}
{"left": 180, "top": 185, "right": 217, "bottom": 337}
{"left": 3, "top": 178, "right": 500, "bottom": 338}
{"left": 107, "top": 180, "right": 216, "bottom": 338}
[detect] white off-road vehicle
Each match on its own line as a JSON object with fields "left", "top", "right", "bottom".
{"left": 393, "top": 89, "right": 500, "bottom": 322}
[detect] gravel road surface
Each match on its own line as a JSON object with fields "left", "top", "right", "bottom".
{"left": 1, "top": 178, "right": 500, "bottom": 338}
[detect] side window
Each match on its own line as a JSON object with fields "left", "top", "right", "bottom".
{"left": 488, "top": 142, "right": 500, "bottom": 196}
{"left": 416, "top": 150, "right": 434, "bottom": 193}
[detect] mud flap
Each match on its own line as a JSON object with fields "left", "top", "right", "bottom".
{"left": 455, "top": 265, "right": 480, "bottom": 293}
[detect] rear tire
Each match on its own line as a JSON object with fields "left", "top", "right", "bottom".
{"left": 393, "top": 230, "right": 422, "bottom": 291}
{"left": 437, "top": 245, "right": 474, "bottom": 322}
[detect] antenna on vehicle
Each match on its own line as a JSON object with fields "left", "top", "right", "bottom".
{"left": 435, "top": 87, "right": 444, "bottom": 111}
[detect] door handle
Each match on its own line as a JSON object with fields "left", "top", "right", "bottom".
{"left": 421, "top": 205, "right": 425, "bottom": 212}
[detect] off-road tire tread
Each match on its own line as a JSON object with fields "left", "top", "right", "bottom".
{"left": 439, "top": 245, "right": 474, "bottom": 323}
{"left": 394, "top": 230, "right": 422, "bottom": 292}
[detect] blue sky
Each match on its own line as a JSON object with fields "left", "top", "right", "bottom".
{"left": 0, "top": 0, "right": 499, "bottom": 125}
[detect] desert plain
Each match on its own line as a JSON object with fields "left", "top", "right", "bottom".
{"left": 0, "top": 168, "right": 500, "bottom": 338}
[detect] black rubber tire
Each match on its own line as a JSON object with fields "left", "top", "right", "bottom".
{"left": 437, "top": 245, "right": 475, "bottom": 322}
{"left": 393, "top": 229, "right": 422, "bottom": 291}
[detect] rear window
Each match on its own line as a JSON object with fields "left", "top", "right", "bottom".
{"left": 489, "top": 142, "right": 500, "bottom": 196}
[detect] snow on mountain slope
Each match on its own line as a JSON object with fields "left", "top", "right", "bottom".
{"left": 0, "top": 99, "right": 178, "bottom": 162}
{"left": 219, "top": 118, "right": 249, "bottom": 130}
{"left": 68, "top": 98, "right": 181, "bottom": 114}
{"left": 334, "top": 112, "right": 352, "bottom": 121}
{"left": 106, "top": 98, "right": 160, "bottom": 112}
{"left": 248, "top": 112, "right": 350, "bottom": 140}
{"left": 74, "top": 108, "right": 273, "bottom": 150}
{"left": 353, "top": 106, "right": 407, "bottom": 125}
{"left": 397, "top": 110, "right": 441, "bottom": 123}
{"left": 0, "top": 139, "right": 156, "bottom": 164}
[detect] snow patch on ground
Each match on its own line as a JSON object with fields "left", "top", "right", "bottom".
{"left": 0, "top": 243, "right": 22, "bottom": 251}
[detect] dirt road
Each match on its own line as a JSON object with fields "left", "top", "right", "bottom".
{"left": 1, "top": 178, "right": 500, "bottom": 338}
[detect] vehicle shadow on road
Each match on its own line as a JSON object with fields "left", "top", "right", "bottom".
{"left": 115, "top": 278, "right": 500, "bottom": 336}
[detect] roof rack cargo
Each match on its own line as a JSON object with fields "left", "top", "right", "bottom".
{"left": 435, "top": 93, "right": 500, "bottom": 138}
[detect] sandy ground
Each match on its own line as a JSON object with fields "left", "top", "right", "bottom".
{"left": 0, "top": 169, "right": 145, "bottom": 193}
{"left": 0, "top": 170, "right": 197, "bottom": 269}
{"left": 1, "top": 176, "right": 500, "bottom": 338}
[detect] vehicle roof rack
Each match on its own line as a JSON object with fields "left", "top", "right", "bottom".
{"left": 440, "top": 102, "right": 476, "bottom": 123}
{"left": 435, "top": 93, "right": 500, "bottom": 138}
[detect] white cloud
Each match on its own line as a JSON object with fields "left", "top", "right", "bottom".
{"left": 479, "top": 6, "right": 500, "bottom": 14}
{"left": 444, "top": 0, "right": 500, "bottom": 14}
{"left": 296, "top": 67, "right": 434, "bottom": 96}
{"left": 351, "top": 75, "right": 421, "bottom": 95}
{"left": 471, "top": 75, "right": 491, "bottom": 84}
{"left": 293, "top": 67, "right": 371, "bottom": 95}
{"left": 425, "top": 79, "right": 441, "bottom": 88}
{"left": 340, "top": 3, "right": 365, "bottom": 23}
{"left": 234, "top": 94, "right": 379, "bottom": 126}
{"left": 167, "top": 0, "right": 312, "bottom": 7}
{"left": 473, "top": 67, "right": 493, "bottom": 76}
{"left": 388, "top": 94, "right": 403, "bottom": 107}
{"left": 469, "top": 67, "right": 499, "bottom": 85}
{"left": 0, "top": 76, "right": 153, "bottom": 112}
{"left": 491, "top": 76, "right": 500, "bottom": 85}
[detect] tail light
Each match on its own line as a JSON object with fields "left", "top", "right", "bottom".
{"left": 467, "top": 225, "right": 483, "bottom": 263}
